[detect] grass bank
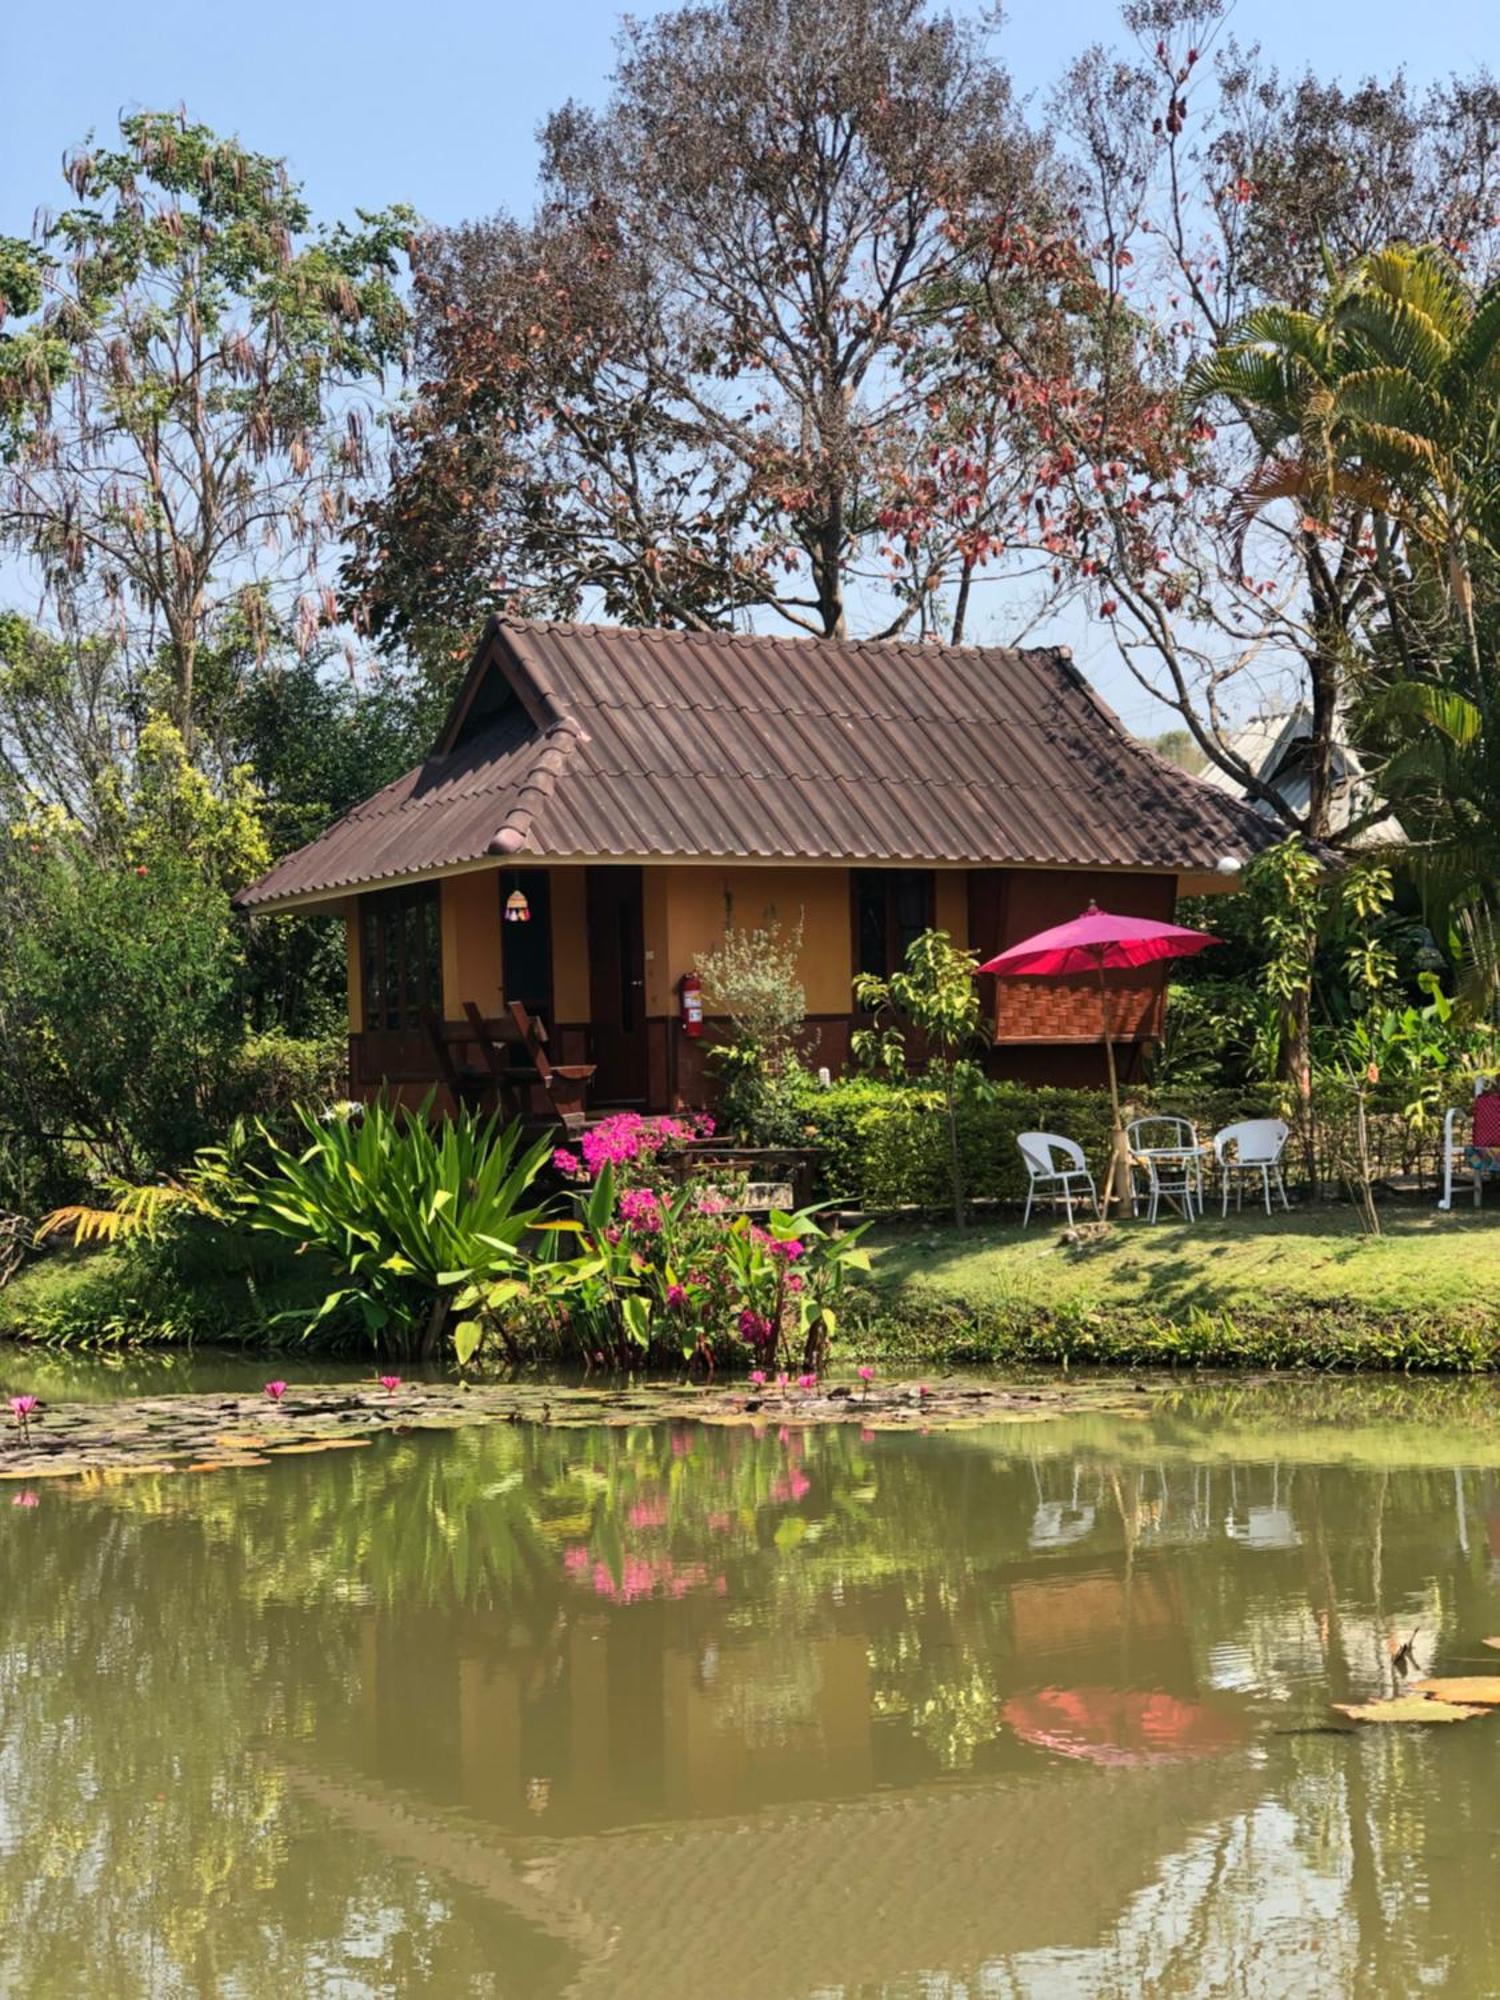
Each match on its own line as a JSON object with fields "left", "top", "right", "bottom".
{"left": 11, "top": 1205, "right": 1500, "bottom": 1374}
{"left": 0, "top": 1240, "right": 342, "bottom": 1349}
{"left": 855, "top": 1208, "right": 1500, "bottom": 1372}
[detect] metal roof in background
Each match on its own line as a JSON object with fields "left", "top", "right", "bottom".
{"left": 237, "top": 616, "right": 1281, "bottom": 910}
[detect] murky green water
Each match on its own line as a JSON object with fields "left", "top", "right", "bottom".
{"left": 8, "top": 1378, "right": 1500, "bottom": 1996}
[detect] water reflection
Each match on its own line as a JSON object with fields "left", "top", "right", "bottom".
{"left": 6, "top": 1383, "right": 1500, "bottom": 1994}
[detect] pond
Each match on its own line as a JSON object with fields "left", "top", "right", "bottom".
{"left": 6, "top": 1375, "right": 1500, "bottom": 1995}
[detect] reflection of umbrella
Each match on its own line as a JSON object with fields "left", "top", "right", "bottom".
{"left": 980, "top": 903, "right": 1218, "bottom": 1209}
{"left": 1002, "top": 1686, "right": 1247, "bottom": 1768}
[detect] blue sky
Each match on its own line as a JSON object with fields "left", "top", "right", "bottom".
{"left": 1, "top": 0, "right": 1489, "bottom": 726}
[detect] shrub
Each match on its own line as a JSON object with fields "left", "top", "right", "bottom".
{"left": 249, "top": 1095, "right": 555, "bottom": 1354}
{"left": 852, "top": 928, "right": 992, "bottom": 1226}
{"left": 0, "top": 828, "right": 244, "bottom": 1180}
{"left": 462, "top": 1159, "right": 869, "bottom": 1373}
{"left": 696, "top": 913, "right": 811, "bottom": 1143}
{"left": 794, "top": 1073, "right": 1455, "bottom": 1212}
{"left": 223, "top": 1029, "right": 349, "bottom": 1126}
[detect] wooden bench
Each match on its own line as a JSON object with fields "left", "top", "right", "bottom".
{"left": 423, "top": 1001, "right": 595, "bottom": 1134}
{"left": 662, "top": 1141, "right": 822, "bottom": 1212}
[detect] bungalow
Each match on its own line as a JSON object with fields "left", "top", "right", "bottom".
{"left": 237, "top": 616, "right": 1277, "bottom": 1110}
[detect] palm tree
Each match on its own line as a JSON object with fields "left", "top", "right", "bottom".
{"left": 1188, "top": 245, "right": 1500, "bottom": 848}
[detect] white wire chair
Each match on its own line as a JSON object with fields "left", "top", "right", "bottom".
{"left": 1213, "top": 1118, "right": 1291, "bottom": 1216}
{"left": 1125, "top": 1116, "right": 1204, "bottom": 1223}
{"left": 1017, "top": 1132, "right": 1100, "bottom": 1227}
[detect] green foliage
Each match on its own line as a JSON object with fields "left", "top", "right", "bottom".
{"left": 801, "top": 1076, "right": 1120, "bottom": 1212}
{"left": 248, "top": 1097, "right": 554, "bottom": 1353}
{"left": 0, "top": 825, "right": 244, "bottom": 1181}
{"left": 696, "top": 913, "right": 809, "bottom": 1144}
{"left": 852, "top": 929, "right": 992, "bottom": 1226}
{"left": 221, "top": 1029, "right": 348, "bottom": 1124}
{"left": 848, "top": 1292, "right": 1500, "bottom": 1375}
{"left": 225, "top": 654, "right": 435, "bottom": 1036}
{"left": 462, "top": 1162, "right": 869, "bottom": 1373}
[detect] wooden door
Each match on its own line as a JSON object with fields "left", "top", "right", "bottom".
{"left": 585, "top": 865, "right": 648, "bottom": 1103}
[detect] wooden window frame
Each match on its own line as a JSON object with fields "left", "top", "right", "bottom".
{"left": 850, "top": 868, "right": 936, "bottom": 985}
{"left": 360, "top": 883, "right": 442, "bottom": 1033}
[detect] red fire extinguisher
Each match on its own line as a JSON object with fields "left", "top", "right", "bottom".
{"left": 679, "top": 970, "right": 704, "bottom": 1037}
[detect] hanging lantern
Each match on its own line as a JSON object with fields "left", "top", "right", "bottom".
{"left": 503, "top": 887, "right": 531, "bottom": 924}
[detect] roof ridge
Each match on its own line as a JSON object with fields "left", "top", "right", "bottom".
{"left": 495, "top": 611, "right": 1065, "bottom": 667}
{"left": 486, "top": 716, "right": 585, "bottom": 856}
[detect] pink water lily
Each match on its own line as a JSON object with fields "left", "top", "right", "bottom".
{"left": 263, "top": 1380, "right": 288, "bottom": 1403}
{"left": 748, "top": 1369, "right": 767, "bottom": 1387}
{"left": 797, "top": 1372, "right": 818, "bottom": 1391}
{"left": 9, "top": 1395, "right": 37, "bottom": 1439}
{"left": 378, "top": 1374, "right": 401, "bottom": 1395}
{"left": 11, "top": 1490, "right": 38, "bottom": 1508}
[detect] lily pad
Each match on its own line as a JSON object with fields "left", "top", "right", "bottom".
{"left": 1333, "top": 1695, "right": 1490, "bottom": 1724}
{"left": 266, "top": 1439, "right": 372, "bottom": 1455}
{"left": 1409, "top": 1677, "right": 1500, "bottom": 1706}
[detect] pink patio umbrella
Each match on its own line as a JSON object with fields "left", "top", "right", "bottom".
{"left": 979, "top": 903, "right": 1218, "bottom": 1210}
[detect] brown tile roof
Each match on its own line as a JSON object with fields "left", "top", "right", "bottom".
{"left": 238, "top": 616, "right": 1279, "bottom": 909}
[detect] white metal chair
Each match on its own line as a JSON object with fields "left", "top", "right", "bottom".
{"left": 1126, "top": 1116, "right": 1204, "bottom": 1223}
{"left": 1213, "top": 1118, "right": 1290, "bottom": 1216}
{"left": 1438, "top": 1076, "right": 1500, "bottom": 1210}
{"left": 1018, "top": 1132, "right": 1099, "bottom": 1227}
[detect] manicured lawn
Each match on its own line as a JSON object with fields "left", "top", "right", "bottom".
{"left": 855, "top": 1205, "right": 1500, "bottom": 1370}
{"left": 867, "top": 1206, "right": 1500, "bottom": 1319}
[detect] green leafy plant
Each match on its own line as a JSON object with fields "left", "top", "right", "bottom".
{"left": 460, "top": 1159, "right": 869, "bottom": 1374}
{"left": 696, "top": 912, "right": 810, "bottom": 1144}
{"left": 853, "top": 929, "right": 992, "bottom": 1227}
{"left": 248, "top": 1095, "right": 554, "bottom": 1356}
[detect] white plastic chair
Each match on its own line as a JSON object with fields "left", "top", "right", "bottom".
{"left": 1213, "top": 1118, "right": 1290, "bottom": 1216}
{"left": 1126, "top": 1116, "right": 1204, "bottom": 1222}
{"left": 1018, "top": 1132, "right": 1099, "bottom": 1227}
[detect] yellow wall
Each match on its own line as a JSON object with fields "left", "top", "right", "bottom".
{"left": 441, "top": 871, "right": 502, "bottom": 1015}
{"left": 656, "top": 865, "right": 855, "bottom": 1015}
{"left": 372, "top": 861, "right": 982, "bottom": 1030}
{"left": 934, "top": 871, "right": 967, "bottom": 940}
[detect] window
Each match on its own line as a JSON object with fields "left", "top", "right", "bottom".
{"left": 360, "top": 884, "right": 441, "bottom": 1032}
{"left": 499, "top": 869, "right": 553, "bottom": 1018}
{"left": 853, "top": 869, "right": 934, "bottom": 981}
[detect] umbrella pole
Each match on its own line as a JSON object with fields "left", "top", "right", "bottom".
{"left": 1095, "top": 959, "right": 1131, "bottom": 1216}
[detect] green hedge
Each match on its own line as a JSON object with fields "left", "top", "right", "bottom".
{"left": 795, "top": 1079, "right": 1272, "bottom": 1210}
{"left": 794, "top": 1076, "right": 1449, "bottom": 1212}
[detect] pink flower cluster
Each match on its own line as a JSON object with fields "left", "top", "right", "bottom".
{"left": 619, "top": 1187, "right": 663, "bottom": 1234}
{"left": 738, "top": 1308, "right": 773, "bottom": 1350}
{"left": 554, "top": 1111, "right": 714, "bottom": 1181}
{"left": 749, "top": 1226, "right": 804, "bottom": 1261}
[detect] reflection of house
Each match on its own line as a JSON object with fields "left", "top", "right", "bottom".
{"left": 305, "top": 1624, "right": 1258, "bottom": 2000}
{"left": 1197, "top": 706, "right": 1402, "bottom": 846}
{"left": 237, "top": 617, "right": 1276, "bottom": 1104}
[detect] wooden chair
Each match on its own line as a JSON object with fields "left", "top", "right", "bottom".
{"left": 479, "top": 1001, "right": 594, "bottom": 1136}
{"left": 422, "top": 1005, "right": 594, "bottom": 1133}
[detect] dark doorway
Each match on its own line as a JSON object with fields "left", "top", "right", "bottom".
{"left": 499, "top": 869, "right": 553, "bottom": 1023}
{"left": 585, "top": 865, "right": 648, "bottom": 1103}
